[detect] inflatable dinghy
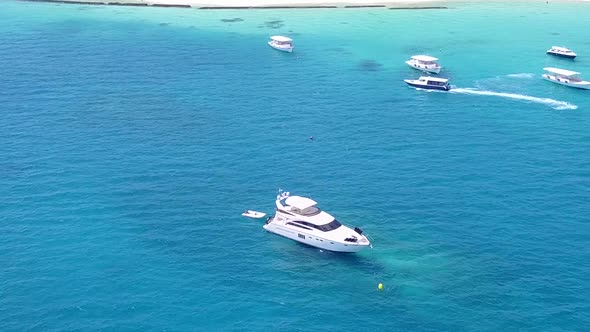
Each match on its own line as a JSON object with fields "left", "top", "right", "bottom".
{"left": 242, "top": 210, "right": 266, "bottom": 219}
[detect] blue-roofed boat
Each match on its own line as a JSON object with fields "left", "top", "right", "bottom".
{"left": 404, "top": 76, "right": 451, "bottom": 91}
{"left": 546, "top": 46, "right": 577, "bottom": 59}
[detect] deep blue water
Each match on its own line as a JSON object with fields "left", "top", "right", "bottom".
{"left": 1, "top": 1, "right": 590, "bottom": 330}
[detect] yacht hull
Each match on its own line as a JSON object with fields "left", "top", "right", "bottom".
{"left": 268, "top": 42, "right": 293, "bottom": 53}
{"left": 263, "top": 221, "right": 368, "bottom": 253}
{"left": 542, "top": 74, "right": 590, "bottom": 90}
{"left": 547, "top": 51, "right": 576, "bottom": 59}
{"left": 405, "top": 61, "right": 441, "bottom": 74}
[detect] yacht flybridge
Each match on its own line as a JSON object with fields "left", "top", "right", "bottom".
{"left": 542, "top": 67, "right": 590, "bottom": 90}
{"left": 406, "top": 55, "right": 442, "bottom": 74}
{"left": 264, "top": 192, "right": 371, "bottom": 253}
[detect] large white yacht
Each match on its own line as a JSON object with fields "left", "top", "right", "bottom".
{"left": 264, "top": 192, "right": 371, "bottom": 253}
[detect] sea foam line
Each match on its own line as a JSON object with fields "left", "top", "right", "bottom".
{"left": 506, "top": 73, "right": 535, "bottom": 79}
{"left": 451, "top": 88, "right": 578, "bottom": 110}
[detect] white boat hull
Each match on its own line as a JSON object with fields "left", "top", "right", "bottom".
{"left": 268, "top": 42, "right": 293, "bottom": 53}
{"left": 543, "top": 74, "right": 590, "bottom": 90}
{"left": 263, "top": 220, "right": 370, "bottom": 253}
{"left": 242, "top": 210, "right": 266, "bottom": 219}
{"left": 404, "top": 79, "right": 450, "bottom": 91}
{"left": 406, "top": 60, "right": 441, "bottom": 74}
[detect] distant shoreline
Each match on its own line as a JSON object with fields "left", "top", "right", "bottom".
{"left": 18, "top": 0, "right": 450, "bottom": 10}
{"left": 17, "top": 0, "right": 590, "bottom": 10}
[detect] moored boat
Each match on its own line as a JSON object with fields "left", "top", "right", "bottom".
{"left": 546, "top": 46, "right": 577, "bottom": 59}
{"left": 405, "top": 55, "right": 442, "bottom": 74}
{"left": 268, "top": 36, "right": 293, "bottom": 53}
{"left": 542, "top": 67, "right": 590, "bottom": 90}
{"left": 263, "top": 192, "right": 371, "bottom": 253}
{"left": 404, "top": 76, "right": 451, "bottom": 91}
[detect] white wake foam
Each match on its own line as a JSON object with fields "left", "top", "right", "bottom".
{"left": 506, "top": 73, "right": 535, "bottom": 79}
{"left": 451, "top": 88, "right": 577, "bottom": 110}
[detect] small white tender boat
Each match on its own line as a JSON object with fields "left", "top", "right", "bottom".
{"left": 542, "top": 67, "right": 590, "bottom": 90}
{"left": 405, "top": 55, "right": 441, "bottom": 74}
{"left": 546, "top": 46, "right": 577, "bottom": 59}
{"left": 404, "top": 76, "right": 451, "bottom": 91}
{"left": 242, "top": 210, "right": 267, "bottom": 219}
{"left": 268, "top": 36, "right": 293, "bottom": 53}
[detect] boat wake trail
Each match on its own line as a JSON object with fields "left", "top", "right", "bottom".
{"left": 451, "top": 88, "right": 577, "bottom": 110}
{"left": 506, "top": 73, "right": 535, "bottom": 79}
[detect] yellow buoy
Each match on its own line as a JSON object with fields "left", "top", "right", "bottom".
{"left": 378, "top": 283, "right": 384, "bottom": 291}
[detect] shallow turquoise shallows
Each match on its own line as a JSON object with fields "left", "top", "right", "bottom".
{"left": 1, "top": 1, "right": 590, "bottom": 330}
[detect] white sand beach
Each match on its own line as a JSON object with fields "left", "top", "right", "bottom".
{"left": 31, "top": 0, "right": 589, "bottom": 8}
{"left": 34, "top": 0, "right": 450, "bottom": 8}
{"left": 151, "top": 0, "right": 438, "bottom": 7}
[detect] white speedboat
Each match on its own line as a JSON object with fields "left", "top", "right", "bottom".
{"left": 404, "top": 76, "right": 450, "bottom": 91}
{"left": 264, "top": 192, "right": 371, "bottom": 253}
{"left": 268, "top": 36, "right": 293, "bottom": 53}
{"left": 546, "top": 46, "right": 577, "bottom": 59}
{"left": 542, "top": 67, "right": 590, "bottom": 90}
{"left": 405, "top": 55, "right": 441, "bottom": 74}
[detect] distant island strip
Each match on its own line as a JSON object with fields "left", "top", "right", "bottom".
{"left": 20, "top": 0, "right": 449, "bottom": 9}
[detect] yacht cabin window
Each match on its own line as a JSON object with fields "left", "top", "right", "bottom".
{"left": 287, "top": 222, "right": 312, "bottom": 231}
{"left": 427, "top": 80, "right": 447, "bottom": 86}
{"left": 290, "top": 219, "right": 342, "bottom": 232}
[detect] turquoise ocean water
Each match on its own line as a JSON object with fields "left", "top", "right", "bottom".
{"left": 1, "top": 0, "right": 590, "bottom": 330}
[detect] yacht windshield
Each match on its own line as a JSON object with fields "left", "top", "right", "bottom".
{"left": 290, "top": 219, "right": 342, "bottom": 232}
{"left": 318, "top": 219, "right": 342, "bottom": 232}
{"left": 299, "top": 206, "right": 320, "bottom": 216}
